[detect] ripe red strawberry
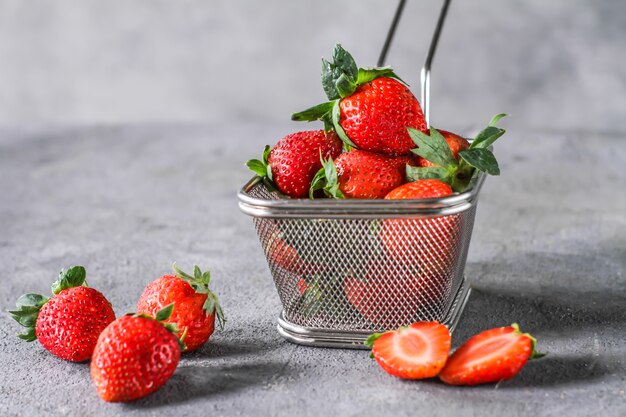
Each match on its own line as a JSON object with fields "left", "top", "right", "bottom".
{"left": 365, "top": 322, "right": 451, "bottom": 379}
{"left": 382, "top": 179, "right": 458, "bottom": 274}
{"left": 439, "top": 324, "right": 542, "bottom": 386}
{"left": 416, "top": 130, "right": 469, "bottom": 167}
{"left": 9, "top": 266, "right": 115, "bottom": 362}
{"left": 246, "top": 130, "right": 342, "bottom": 198}
{"left": 90, "top": 305, "right": 182, "bottom": 402}
{"left": 384, "top": 179, "right": 453, "bottom": 200}
{"left": 311, "top": 150, "right": 407, "bottom": 199}
{"left": 344, "top": 262, "right": 447, "bottom": 328}
{"left": 136, "top": 264, "right": 224, "bottom": 352}
{"left": 293, "top": 44, "right": 426, "bottom": 156}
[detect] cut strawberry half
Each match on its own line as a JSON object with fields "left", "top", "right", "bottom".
{"left": 365, "top": 321, "right": 451, "bottom": 380}
{"left": 439, "top": 323, "right": 543, "bottom": 386}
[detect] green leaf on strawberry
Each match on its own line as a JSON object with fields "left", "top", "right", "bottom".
{"left": 409, "top": 127, "right": 458, "bottom": 168}
{"left": 310, "top": 154, "right": 344, "bottom": 199}
{"left": 406, "top": 114, "right": 508, "bottom": 192}
{"left": 458, "top": 148, "right": 500, "bottom": 175}
{"left": 246, "top": 145, "right": 273, "bottom": 180}
{"left": 9, "top": 293, "right": 50, "bottom": 341}
{"left": 51, "top": 265, "right": 87, "bottom": 294}
{"left": 321, "top": 44, "right": 358, "bottom": 100}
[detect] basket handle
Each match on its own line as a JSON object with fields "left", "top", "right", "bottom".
{"left": 378, "top": 0, "right": 452, "bottom": 128}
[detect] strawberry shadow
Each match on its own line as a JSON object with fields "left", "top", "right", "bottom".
{"left": 124, "top": 361, "right": 294, "bottom": 408}
{"left": 499, "top": 354, "right": 611, "bottom": 388}
{"left": 185, "top": 339, "right": 278, "bottom": 359}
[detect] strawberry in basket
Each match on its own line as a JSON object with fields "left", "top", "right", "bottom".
{"left": 292, "top": 44, "right": 427, "bottom": 155}
{"left": 247, "top": 130, "right": 342, "bottom": 198}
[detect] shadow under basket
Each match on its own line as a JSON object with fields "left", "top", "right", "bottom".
{"left": 238, "top": 174, "right": 485, "bottom": 349}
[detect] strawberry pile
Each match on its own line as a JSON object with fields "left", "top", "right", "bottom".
{"left": 366, "top": 321, "right": 543, "bottom": 385}
{"left": 247, "top": 44, "right": 507, "bottom": 200}
{"left": 10, "top": 263, "right": 224, "bottom": 402}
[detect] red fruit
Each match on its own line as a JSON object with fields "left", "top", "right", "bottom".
{"left": 10, "top": 266, "right": 116, "bottom": 362}
{"left": 365, "top": 322, "right": 451, "bottom": 379}
{"left": 344, "top": 263, "right": 447, "bottom": 328}
{"left": 384, "top": 179, "right": 453, "bottom": 200}
{"left": 90, "top": 306, "right": 182, "bottom": 402}
{"left": 247, "top": 130, "right": 342, "bottom": 198}
{"left": 439, "top": 324, "right": 541, "bottom": 386}
{"left": 382, "top": 180, "right": 458, "bottom": 276}
{"left": 136, "top": 264, "right": 224, "bottom": 352}
{"left": 339, "top": 77, "right": 426, "bottom": 155}
{"left": 416, "top": 130, "right": 470, "bottom": 168}
{"left": 334, "top": 150, "right": 407, "bottom": 199}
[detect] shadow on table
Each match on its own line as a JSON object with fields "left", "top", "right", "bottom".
{"left": 126, "top": 361, "right": 295, "bottom": 408}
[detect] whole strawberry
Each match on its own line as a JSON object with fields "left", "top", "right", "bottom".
{"left": 9, "top": 266, "right": 116, "bottom": 362}
{"left": 90, "top": 305, "right": 182, "bottom": 402}
{"left": 136, "top": 263, "right": 224, "bottom": 352}
{"left": 310, "top": 150, "right": 407, "bottom": 199}
{"left": 292, "top": 44, "right": 426, "bottom": 156}
{"left": 246, "top": 130, "right": 342, "bottom": 198}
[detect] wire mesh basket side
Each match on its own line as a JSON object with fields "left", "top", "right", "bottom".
{"left": 251, "top": 204, "right": 477, "bottom": 332}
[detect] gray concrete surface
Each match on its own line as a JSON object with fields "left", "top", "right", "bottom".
{"left": 0, "top": 0, "right": 625, "bottom": 133}
{"left": 0, "top": 123, "right": 625, "bottom": 416}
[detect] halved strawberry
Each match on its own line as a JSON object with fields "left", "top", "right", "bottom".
{"left": 439, "top": 323, "right": 542, "bottom": 386}
{"left": 365, "top": 322, "right": 451, "bottom": 380}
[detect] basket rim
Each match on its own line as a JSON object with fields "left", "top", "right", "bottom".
{"left": 238, "top": 172, "right": 486, "bottom": 219}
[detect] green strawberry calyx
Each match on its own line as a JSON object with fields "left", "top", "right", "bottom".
{"left": 172, "top": 263, "right": 226, "bottom": 331}
{"left": 406, "top": 114, "right": 508, "bottom": 192}
{"left": 8, "top": 265, "right": 87, "bottom": 342}
{"left": 131, "top": 303, "right": 187, "bottom": 351}
{"left": 511, "top": 323, "right": 545, "bottom": 360}
{"left": 309, "top": 153, "right": 344, "bottom": 199}
{"left": 291, "top": 44, "right": 403, "bottom": 148}
{"left": 246, "top": 145, "right": 272, "bottom": 180}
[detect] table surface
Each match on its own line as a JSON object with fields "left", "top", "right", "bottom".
{"left": 1, "top": 124, "right": 625, "bottom": 417}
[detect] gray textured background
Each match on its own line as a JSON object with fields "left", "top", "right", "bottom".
{"left": 0, "top": 0, "right": 625, "bottom": 132}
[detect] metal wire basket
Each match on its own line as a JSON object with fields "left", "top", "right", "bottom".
{"left": 239, "top": 0, "right": 478, "bottom": 348}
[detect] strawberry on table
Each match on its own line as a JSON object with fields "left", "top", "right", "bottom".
{"left": 365, "top": 321, "right": 452, "bottom": 380}
{"left": 9, "top": 266, "right": 116, "bottom": 362}
{"left": 90, "top": 304, "right": 183, "bottom": 402}
{"left": 310, "top": 150, "right": 407, "bottom": 199}
{"left": 439, "top": 323, "right": 543, "bottom": 386}
{"left": 136, "top": 263, "right": 224, "bottom": 352}
{"left": 292, "top": 44, "right": 426, "bottom": 156}
{"left": 246, "top": 130, "right": 342, "bottom": 198}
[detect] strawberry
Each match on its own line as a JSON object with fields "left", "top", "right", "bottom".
{"left": 384, "top": 179, "right": 453, "bottom": 200}
{"left": 381, "top": 179, "right": 459, "bottom": 278}
{"left": 9, "top": 266, "right": 115, "bottom": 362}
{"left": 344, "top": 262, "right": 448, "bottom": 328}
{"left": 90, "top": 305, "right": 183, "bottom": 402}
{"left": 415, "top": 130, "right": 469, "bottom": 168}
{"left": 310, "top": 150, "right": 407, "bottom": 199}
{"left": 406, "top": 114, "right": 508, "bottom": 192}
{"left": 439, "top": 324, "right": 542, "bottom": 386}
{"left": 136, "top": 264, "right": 224, "bottom": 352}
{"left": 292, "top": 44, "right": 426, "bottom": 156}
{"left": 246, "top": 130, "right": 342, "bottom": 198}
{"left": 365, "top": 322, "right": 451, "bottom": 379}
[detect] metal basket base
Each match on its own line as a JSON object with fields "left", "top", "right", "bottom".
{"left": 277, "top": 276, "right": 472, "bottom": 349}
